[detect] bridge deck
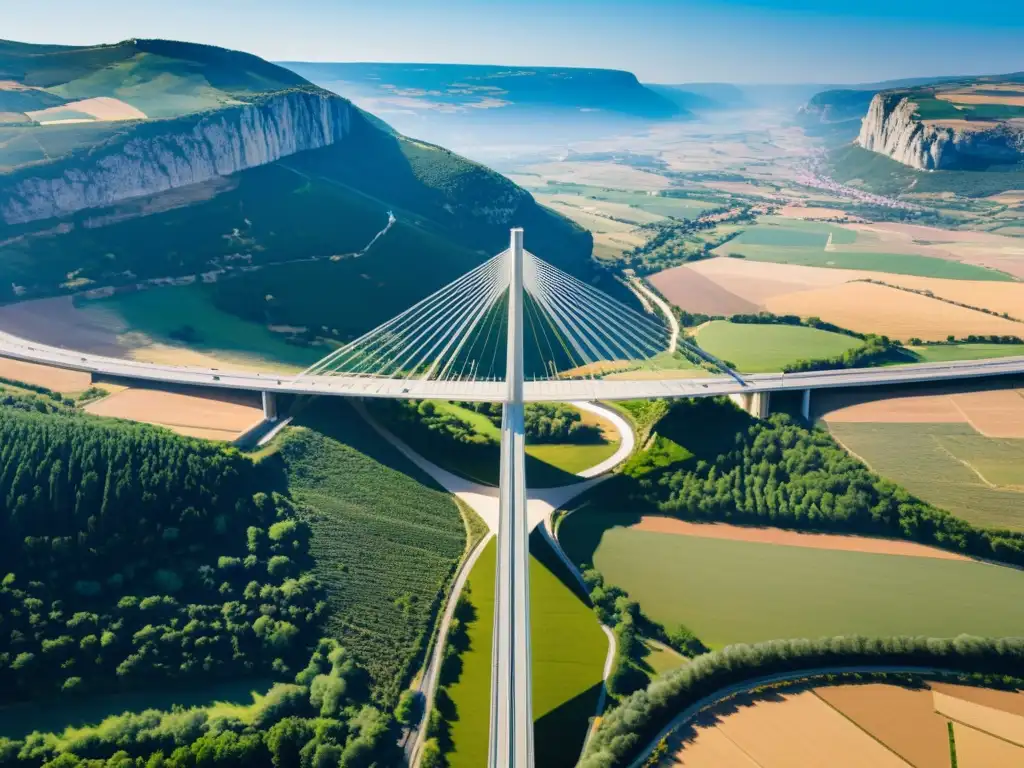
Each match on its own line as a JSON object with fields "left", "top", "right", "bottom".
{"left": 1, "top": 330, "right": 1021, "bottom": 402}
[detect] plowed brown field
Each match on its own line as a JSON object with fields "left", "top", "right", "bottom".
{"left": 0, "top": 358, "right": 91, "bottom": 393}
{"left": 85, "top": 388, "right": 262, "bottom": 441}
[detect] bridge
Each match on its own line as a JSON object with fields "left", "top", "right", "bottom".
{"left": 2, "top": 230, "right": 1023, "bottom": 768}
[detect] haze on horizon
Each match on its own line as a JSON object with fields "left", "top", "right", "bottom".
{"left": 3, "top": 0, "right": 1022, "bottom": 85}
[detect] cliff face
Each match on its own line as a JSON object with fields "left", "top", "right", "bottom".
{"left": 857, "top": 92, "right": 1024, "bottom": 170}
{"left": 0, "top": 90, "right": 354, "bottom": 225}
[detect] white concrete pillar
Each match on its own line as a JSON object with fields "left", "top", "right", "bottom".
{"left": 751, "top": 391, "right": 770, "bottom": 419}
{"left": 261, "top": 391, "right": 278, "bottom": 422}
{"left": 490, "top": 228, "right": 534, "bottom": 768}
{"left": 801, "top": 389, "right": 811, "bottom": 421}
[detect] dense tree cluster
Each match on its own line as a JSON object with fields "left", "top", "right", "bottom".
{"left": 581, "top": 635, "right": 1024, "bottom": 768}
{"left": 0, "top": 405, "right": 324, "bottom": 702}
{"left": 628, "top": 399, "right": 1024, "bottom": 565}
{"left": 782, "top": 335, "right": 911, "bottom": 373}
{"left": 727, "top": 312, "right": 862, "bottom": 339}
{"left": 0, "top": 639, "right": 400, "bottom": 768}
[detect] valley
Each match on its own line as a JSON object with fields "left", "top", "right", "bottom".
{"left": 1, "top": 21, "right": 1024, "bottom": 768}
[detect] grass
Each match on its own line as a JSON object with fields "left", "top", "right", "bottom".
{"left": 443, "top": 539, "right": 495, "bottom": 768}
{"left": 0, "top": 678, "right": 272, "bottom": 740}
{"left": 279, "top": 399, "right": 467, "bottom": 707}
{"left": 560, "top": 507, "right": 1024, "bottom": 649}
{"left": 910, "top": 343, "right": 1024, "bottom": 362}
{"left": 827, "top": 422, "right": 1024, "bottom": 531}
{"left": 89, "top": 284, "right": 324, "bottom": 369}
{"left": 730, "top": 217, "right": 859, "bottom": 248}
{"left": 695, "top": 321, "right": 862, "bottom": 373}
{"left": 444, "top": 535, "right": 607, "bottom": 768}
{"left": 373, "top": 401, "right": 620, "bottom": 488}
{"left": 531, "top": 183, "right": 716, "bottom": 220}
{"left": 639, "top": 639, "right": 687, "bottom": 680}
{"left": 728, "top": 245, "right": 1013, "bottom": 281}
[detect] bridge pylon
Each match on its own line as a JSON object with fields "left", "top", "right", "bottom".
{"left": 489, "top": 228, "right": 534, "bottom": 768}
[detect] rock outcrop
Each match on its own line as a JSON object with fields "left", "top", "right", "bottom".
{"left": 857, "top": 92, "right": 1024, "bottom": 170}
{"left": 0, "top": 89, "right": 354, "bottom": 225}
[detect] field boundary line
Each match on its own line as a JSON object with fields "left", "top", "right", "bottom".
{"left": 928, "top": 433, "right": 998, "bottom": 489}
{"left": 623, "top": 666, "right": 952, "bottom": 768}
{"left": 811, "top": 688, "right": 920, "bottom": 767}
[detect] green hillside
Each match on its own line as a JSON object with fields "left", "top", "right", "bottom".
{"left": 0, "top": 37, "right": 595, "bottom": 361}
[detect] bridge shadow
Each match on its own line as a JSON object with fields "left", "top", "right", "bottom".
{"left": 534, "top": 682, "right": 604, "bottom": 768}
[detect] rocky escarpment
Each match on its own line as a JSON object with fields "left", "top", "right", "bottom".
{"left": 0, "top": 89, "right": 355, "bottom": 225}
{"left": 857, "top": 92, "right": 1024, "bottom": 170}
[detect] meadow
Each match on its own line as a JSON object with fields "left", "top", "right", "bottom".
{"left": 88, "top": 284, "right": 324, "bottom": 369}
{"left": 910, "top": 343, "right": 1024, "bottom": 362}
{"left": 279, "top": 400, "right": 468, "bottom": 707}
{"left": 443, "top": 536, "right": 607, "bottom": 768}
{"left": 373, "top": 400, "right": 620, "bottom": 487}
{"left": 527, "top": 182, "right": 716, "bottom": 220}
{"left": 719, "top": 217, "right": 1015, "bottom": 281}
{"left": 695, "top": 320, "right": 861, "bottom": 372}
{"left": 826, "top": 421, "right": 1024, "bottom": 531}
{"left": 560, "top": 509, "right": 1024, "bottom": 649}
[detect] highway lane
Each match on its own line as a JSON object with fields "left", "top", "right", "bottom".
{"left": 1, "top": 329, "right": 1022, "bottom": 403}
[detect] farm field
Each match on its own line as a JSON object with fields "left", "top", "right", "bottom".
{"left": 530, "top": 183, "right": 716, "bottom": 219}
{"left": 716, "top": 216, "right": 1016, "bottom": 281}
{"left": 279, "top": 400, "right": 467, "bottom": 707}
{"left": 818, "top": 381, "right": 1024, "bottom": 528}
{"left": 535, "top": 194, "right": 649, "bottom": 261}
{"left": 84, "top": 386, "right": 263, "bottom": 441}
{"left": 911, "top": 343, "right": 1024, "bottom": 362}
{"left": 653, "top": 257, "right": 1024, "bottom": 345}
{"left": 825, "top": 422, "right": 1024, "bottom": 530}
{"left": 694, "top": 320, "right": 861, "bottom": 372}
{"left": 0, "top": 678, "right": 272, "bottom": 741}
{"left": 443, "top": 537, "right": 606, "bottom": 768}
{"left": 659, "top": 682, "right": 1022, "bottom": 768}
{"left": 0, "top": 356, "right": 92, "bottom": 393}
{"left": 764, "top": 280, "right": 1023, "bottom": 341}
{"left": 559, "top": 508, "right": 1024, "bottom": 649}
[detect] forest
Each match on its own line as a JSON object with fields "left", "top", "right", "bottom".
{"left": 0, "top": 396, "right": 398, "bottom": 767}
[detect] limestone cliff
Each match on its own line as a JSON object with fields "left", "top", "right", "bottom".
{"left": 857, "top": 92, "right": 1024, "bottom": 170}
{"left": 0, "top": 89, "right": 354, "bottom": 225}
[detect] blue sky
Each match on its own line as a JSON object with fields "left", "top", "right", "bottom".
{"left": 3, "top": 0, "right": 1021, "bottom": 84}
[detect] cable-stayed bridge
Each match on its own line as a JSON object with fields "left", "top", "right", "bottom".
{"left": 1, "top": 230, "right": 1023, "bottom": 768}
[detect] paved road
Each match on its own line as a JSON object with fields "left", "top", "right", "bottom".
{"left": 2, "top": 329, "right": 1021, "bottom": 403}
{"left": 627, "top": 276, "right": 679, "bottom": 353}
{"left": 354, "top": 400, "right": 632, "bottom": 766}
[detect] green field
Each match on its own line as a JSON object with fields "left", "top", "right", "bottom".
{"left": 443, "top": 539, "right": 496, "bottom": 768}
{"left": 528, "top": 182, "right": 716, "bottom": 220}
{"left": 87, "top": 283, "right": 325, "bottom": 369}
{"left": 727, "top": 245, "right": 1012, "bottom": 281}
{"left": 720, "top": 217, "right": 1014, "bottom": 281}
{"left": 826, "top": 421, "right": 1024, "bottom": 531}
{"left": 374, "top": 400, "right": 620, "bottom": 488}
{"left": 639, "top": 639, "right": 687, "bottom": 680}
{"left": 696, "top": 321, "right": 862, "bottom": 372}
{"left": 0, "top": 678, "right": 272, "bottom": 740}
{"left": 560, "top": 508, "right": 1024, "bottom": 649}
{"left": 910, "top": 343, "right": 1024, "bottom": 362}
{"left": 444, "top": 537, "right": 606, "bottom": 768}
{"left": 279, "top": 400, "right": 467, "bottom": 707}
